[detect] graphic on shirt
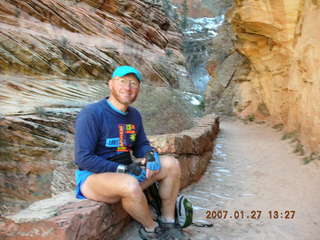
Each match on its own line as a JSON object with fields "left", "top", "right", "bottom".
{"left": 130, "top": 134, "right": 136, "bottom": 142}
{"left": 105, "top": 124, "right": 137, "bottom": 152}
{"left": 105, "top": 138, "right": 120, "bottom": 147}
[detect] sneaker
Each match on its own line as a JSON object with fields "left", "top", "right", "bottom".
{"left": 138, "top": 225, "right": 171, "bottom": 240}
{"left": 158, "top": 222, "right": 190, "bottom": 240}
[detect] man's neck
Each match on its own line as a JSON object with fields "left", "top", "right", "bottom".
{"left": 108, "top": 96, "right": 128, "bottom": 113}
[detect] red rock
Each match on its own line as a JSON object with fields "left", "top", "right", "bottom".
{"left": 1, "top": 114, "right": 219, "bottom": 240}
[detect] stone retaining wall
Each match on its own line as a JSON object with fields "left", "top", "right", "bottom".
{"left": 0, "top": 114, "right": 219, "bottom": 240}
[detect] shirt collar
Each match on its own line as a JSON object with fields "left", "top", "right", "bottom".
{"left": 106, "top": 98, "right": 128, "bottom": 116}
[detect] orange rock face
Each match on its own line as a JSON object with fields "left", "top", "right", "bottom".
{"left": 230, "top": 0, "right": 320, "bottom": 152}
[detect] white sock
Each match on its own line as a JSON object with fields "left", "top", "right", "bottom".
{"left": 160, "top": 216, "right": 175, "bottom": 223}
{"left": 144, "top": 222, "right": 159, "bottom": 232}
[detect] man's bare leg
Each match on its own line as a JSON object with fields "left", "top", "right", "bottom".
{"left": 141, "top": 155, "right": 181, "bottom": 221}
{"left": 81, "top": 155, "right": 181, "bottom": 228}
{"left": 81, "top": 173, "right": 157, "bottom": 229}
{"left": 140, "top": 155, "right": 189, "bottom": 239}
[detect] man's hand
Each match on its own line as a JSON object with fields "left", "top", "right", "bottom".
{"left": 145, "top": 150, "right": 161, "bottom": 178}
{"left": 126, "top": 162, "right": 146, "bottom": 182}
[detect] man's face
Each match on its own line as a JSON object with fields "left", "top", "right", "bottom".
{"left": 109, "top": 74, "right": 140, "bottom": 105}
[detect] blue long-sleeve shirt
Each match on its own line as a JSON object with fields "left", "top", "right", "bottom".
{"left": 74, "top": 98, "right": 153, "bottom": 173}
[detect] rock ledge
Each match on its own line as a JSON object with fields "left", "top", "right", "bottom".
{"left": 0, "top": 114, "right": 219, "bottom": 240}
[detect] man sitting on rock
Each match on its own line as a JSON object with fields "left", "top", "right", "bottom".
{"left": 74, "top": 66, "right": 189, "bottom": 240}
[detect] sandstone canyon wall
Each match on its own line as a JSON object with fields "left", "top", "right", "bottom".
{"left": 216, "top": 0, "right": 319, "bottom": 152}
{"left": 0, "top": 0, "right": 191, "bottom": 214}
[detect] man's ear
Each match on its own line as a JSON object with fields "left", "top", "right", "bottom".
{"left": 107, "top": 79, "right": 113, "bottom": 88}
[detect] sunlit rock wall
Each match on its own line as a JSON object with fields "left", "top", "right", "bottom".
{"left": 228, "top": 0, "right": 320, "bottom": 152}
{"left": 0, "top": 0, "right": 191, "bottom": 214}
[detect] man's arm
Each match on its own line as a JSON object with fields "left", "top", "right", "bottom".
{"left": 75, "top": 108, "right": 119, "bottom": 173}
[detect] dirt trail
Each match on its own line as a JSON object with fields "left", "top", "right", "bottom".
{"left": 120, "top": 119, "right": 320, "bottom": 240}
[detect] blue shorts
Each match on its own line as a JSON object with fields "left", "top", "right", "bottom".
{"left": 75, "top": 169, "right": 94, "bottom": 199}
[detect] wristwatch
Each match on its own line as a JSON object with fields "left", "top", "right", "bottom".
{"left": 116, "top": 164, "right": 127, "bottom": 173}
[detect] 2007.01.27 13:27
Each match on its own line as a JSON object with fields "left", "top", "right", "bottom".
{"left": 205, "top": 210, "right": 296, "bottom": 219}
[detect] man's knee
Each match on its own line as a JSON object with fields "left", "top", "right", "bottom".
{"left": 83, "top": 173, "right": 145, "bottom": 202}
{"left": 122, "top": 176, "right": 145, "bottom": 199}
{"left": 160, "top": 155, "right": 181, "bottom": 177}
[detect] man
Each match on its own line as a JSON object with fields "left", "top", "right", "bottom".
{"left": 74, "top": 66, "right": 189, "bottom": 240}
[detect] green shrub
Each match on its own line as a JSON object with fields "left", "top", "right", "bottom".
{"left": 272, "top": 123, "right": 284, "bottom": 131}
{"left": 281, "top": 130, "right": 298, "bottom": 140}
{"left": 247, "top": 114, "right": 255, "bottom": 122}
{"left": 303, "top": 152, "right": 320, "bottom": 164}
{"left": 293, "top": 142, "right": 304, "bottom": 156}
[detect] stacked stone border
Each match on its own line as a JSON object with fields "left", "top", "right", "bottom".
{"left": 0, "top": 114, "right": 219, "bottom": 240}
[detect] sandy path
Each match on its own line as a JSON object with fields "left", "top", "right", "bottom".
{"left": 120, "top": 119, "right": 320, "bottom": 240}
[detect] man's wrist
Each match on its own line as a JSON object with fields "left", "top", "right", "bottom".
{"left": 116, "top": 164, "right": 127, "bottom": 173}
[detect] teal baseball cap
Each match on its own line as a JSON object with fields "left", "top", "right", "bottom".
{"left": 112, "top": 66, "right": 142, "bottom": 82}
